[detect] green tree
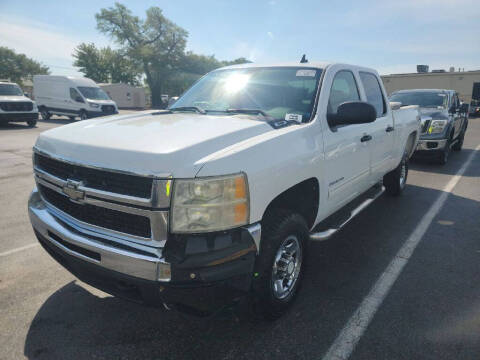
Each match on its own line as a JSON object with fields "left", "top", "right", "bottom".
{"left": 73, "top": 43, "right": 141, "bottom": 85}
{"left": 0, "top": 47, "right": 49, "bottom": 85}
{"left": 95, "top": 3, "right": 187, "bottom": 107}
{"left": 162, "top": 53, "right": 251, "bottom": 96}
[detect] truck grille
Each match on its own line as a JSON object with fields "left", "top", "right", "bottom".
{"left": 0, "top": 101, "right": 33, "bottom": 112}
{"left": 38, "top": 184, "right": 151, "bottom": 238}
{"left": 34, "top": 153, "right": 153, "bottom": 198}
{"left": 102, "top": 105, "right": 116, "bottom": 114}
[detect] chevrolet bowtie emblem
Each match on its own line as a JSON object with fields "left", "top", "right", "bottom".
{"left": 63, "top": 179, "right": 85, "bottom": 202}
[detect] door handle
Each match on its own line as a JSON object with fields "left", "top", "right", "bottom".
{"left": 361, "top": 134, "right": 372, "bottom": 142}
{"left": 386, "top": 126, "right": 394, "bottom": 132}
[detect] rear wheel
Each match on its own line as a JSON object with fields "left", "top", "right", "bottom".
{"left": 68, "top": 116, "right": 76, "bottom": 121}
{"left": 251, "top": 209, "right": 308, "bottom": 320}
{"left": 384, "top": 152, "right": 408, "bottom": 196}
{"left": 27, "top": 119, "right": 37, "bottom": 127}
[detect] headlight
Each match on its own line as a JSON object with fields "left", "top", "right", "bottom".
{"left": 171, "top": 173, "right": 249, "bottom": 233}
{"left": 428, "top": 120, "right": 447, "bottom": 134}
{"left": 89, "top": 102, "right": 100, "bottom": 108}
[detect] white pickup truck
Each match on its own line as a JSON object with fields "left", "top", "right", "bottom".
{"left": 28, "top": 62, "right": 420, "bottom": 319}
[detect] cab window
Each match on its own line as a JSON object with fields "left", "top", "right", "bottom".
{"left": 327, "top": 70, "right": 360, "bottom": 116}
{"left": 70, "top": 88, "right": 83, "bottom": 102}
{"left": 359, "top": 72, "right": 386, "bottom": 117}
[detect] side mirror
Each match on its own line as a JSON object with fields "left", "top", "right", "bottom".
{"left": 24, "top": 93, "right": 29, "bottom": 98}
{"left": 75, "top": 96, "right": 84, "bottom": 103}
{"left": 328, "top": 101, "right": 377, "bottom": 126}
{"left": 449, "top": 104, "right": 457, "bottom": 114}
{"left": 389, "top": 101, "right": 402, "bottom": 110}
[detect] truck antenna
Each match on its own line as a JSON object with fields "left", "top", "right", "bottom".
{"left": 300, "top": 54, "right": 308, "bottom": 63}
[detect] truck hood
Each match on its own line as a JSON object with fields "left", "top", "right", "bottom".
{"left": 0, "top": 95, "right": 32, "bottom": 102}
{"left": 419, "top": 107, "right": 449, "bottom": 121}
{"left": 35, "top": 111, "right": 273, "bottom": 178}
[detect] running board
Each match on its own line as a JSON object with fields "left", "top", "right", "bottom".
{"left": 310, "top": 185, "right": 385, "bottom": 242}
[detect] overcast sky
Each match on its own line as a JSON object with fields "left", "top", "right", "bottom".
{"left": 1, "top": 0, "right": 479, "bottom": 76}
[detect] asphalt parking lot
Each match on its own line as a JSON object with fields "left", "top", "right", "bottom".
{"left": 1, "top": 114, "right": 479, "bottom": 360}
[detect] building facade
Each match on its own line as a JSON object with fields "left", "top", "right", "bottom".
{"left": 381, "top": 70, "right": 480, "bottom": 103}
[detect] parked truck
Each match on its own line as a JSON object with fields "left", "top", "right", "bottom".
{"left": 0, "top": 81, "right": 38, "bottom": 127}
{"left": 389, "top": 89, "right": 469, "bottom": 164}
{"left": 29, "top": 62, "right": 420, "bottom": 319}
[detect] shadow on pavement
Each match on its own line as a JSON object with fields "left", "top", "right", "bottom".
{"left": 410, "top": 148, "right": 480, "bottom": 177}
{"left": 0, "top": 122, "right": 36, "bottom": 130}
{"left": 23, "top": 182, "right": 480, "bottom": 360}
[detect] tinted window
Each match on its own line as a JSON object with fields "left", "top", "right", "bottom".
{"left": 70, "top": 88, "right": 82, "bottom": 101}
{"left": 327, "top": 71, "right": 360, "bottom": 115}
{"left": 0, "top": 84, "right": 23, "bottom": 96}
{"left": 78, "top": 87, "right": 110, "bottom": 100}
{"left": 360, "top": 72, "right": 386, "bottom": 117}
{"left": 389, "top": 91, "right": 448, "bottom": 108}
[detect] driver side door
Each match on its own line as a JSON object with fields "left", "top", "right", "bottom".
{"left": 322, "top": 69, "right": 372, "bottom": 213}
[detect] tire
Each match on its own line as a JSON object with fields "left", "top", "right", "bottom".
{"left": 452, "top": 135, "right": 464, "bottom": 151}
{"left": 384, "top": 152, "right": 408, "bottom": 196}
{"left": 68, "top": 116, "right": 76, "bottom": 121}
{"left": 27, "top": 119, "right": 37, "bottom": 127}
{"left": 39, "top": 107, "right": 51, "bottom": 120}
{"left": 80, "top": 110, "right": 88, "bottom": 120}
{"left": 436, "top": 139, "right": 450, "bottom": 165}
{"left": 251, "top": 209, "right": 309, "bottom": 320}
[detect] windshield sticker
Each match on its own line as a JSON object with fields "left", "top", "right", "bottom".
{"left": 296, "top": 69, "right": 316, "bottom": 77}
{"left": 285, "top": 113, "right": 303, "bottom": 122}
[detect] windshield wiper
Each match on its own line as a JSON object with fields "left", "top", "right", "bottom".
{"left": 170, "top": 106, "right": 206, "bottom": 114}
{"left": 226, "top": 108, "right": 270, "bottom": 117}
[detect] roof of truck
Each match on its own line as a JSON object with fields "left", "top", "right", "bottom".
{"left": 217, "top": 61, "right": 333, "bottom": 71}
{"left": 392, "top": 89, "right": 454, "bottom": 94}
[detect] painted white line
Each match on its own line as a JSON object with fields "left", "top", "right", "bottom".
{"left": 323, "top": 144, "right": 480, "bottom": 360}
{"left": 0, "top": 243, "right": 39, "bottom": 257}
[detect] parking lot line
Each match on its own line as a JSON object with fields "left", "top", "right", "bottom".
{"left": 0, "top": 243, "right": 39, "bottom": 257}
{"left": 322, "top": 144, "right": 480, "bottom": 360}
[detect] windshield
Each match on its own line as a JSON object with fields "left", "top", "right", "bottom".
{"left": 389, "top": 91, "right": 448, "bottom": 108}
{"left": 172, "top": 67, "right": 322, "bottom": 121}
{"left": 78, "top": 87, "right": 110, "bottom": 100}
{"left": 0, "top": 84, "right": 23, "bottom": 96}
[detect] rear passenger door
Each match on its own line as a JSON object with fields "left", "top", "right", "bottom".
{"left": 359, "top": 72, "right": 394, "bottom": 184}
{"left": 322, "top": 69, "right": 371, "bottom": 211}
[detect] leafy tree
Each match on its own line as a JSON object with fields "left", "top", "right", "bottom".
{"left": 162, "top": 53, "right": 251, "bottom": 96}
{"left": 0, "top": 47, "right": 49, "bottom": 85}
{"left": 73, "top": 43, "right": 141, "bottom": 85}
{"left": 95, "top": 3, "right": 187, "bottom": 107}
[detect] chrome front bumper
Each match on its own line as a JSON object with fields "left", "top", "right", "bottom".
{"left": 416, "top": 139, "right": 447, "bottom": 151}
{"left": 28, "top": 189, "right": 171, "bottom": 281}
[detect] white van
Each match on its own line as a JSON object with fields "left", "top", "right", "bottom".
{"left": 33, "top": 75, "right": 118, "bottom": 120}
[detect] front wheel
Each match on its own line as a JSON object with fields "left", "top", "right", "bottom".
{"left": 40, "top": 107, "right": 51, "bottom": 120}
{"left": 436, "top": 139, "right": 450, "bottom": 164}
{"left": 27, "top": 119, "right": 37, "bottom": 127}
{"left": 80, "top": 110, "right": 88, "bottom": 120}
{"left": 251, "top": 209, "right": 308, "bottom": 320}
{"left": 384, "top": 152, "right": 408, "bottom": 196}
